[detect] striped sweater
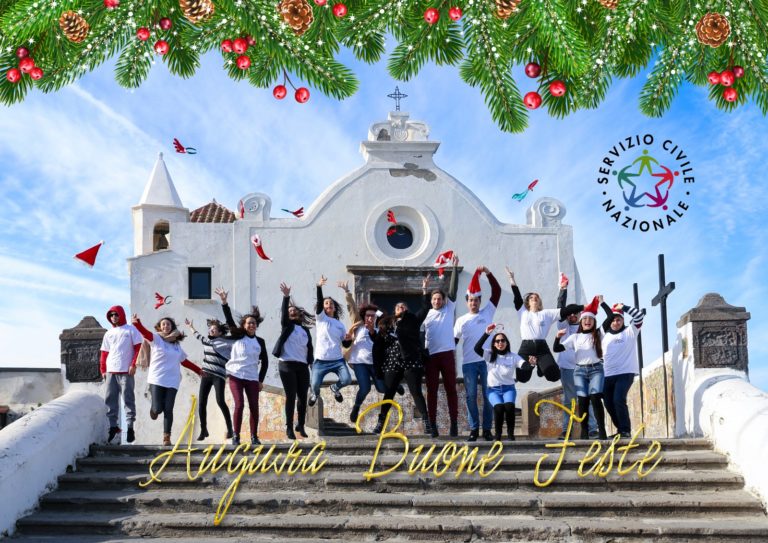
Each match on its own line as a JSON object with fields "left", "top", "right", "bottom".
{"left": 194, "top": 332, "right": 234, "bottom": 380}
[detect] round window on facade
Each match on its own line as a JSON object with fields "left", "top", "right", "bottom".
{"left": 386, "top": 224, "right": 413, "bottom": 249}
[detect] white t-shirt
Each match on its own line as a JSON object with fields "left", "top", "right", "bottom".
{"left": 146, "top": 335, "right": 188, "bottom": 389}
{"left": 454, "top": 303, "right": 496, "bottom": 364}
{"left": 561, "top": 332, "right": 603, "bottom": 366}
{"left": 517, "top": 307, "right": 561, "bottom": 340}
{"left": 556, "top": 320, "right": 579, "bottom": 370}
{"left": 315, "top": 311, "right": 346, "bottom": 361}
{"left": 227, "top": 335, "right": 262, "bottom": 381}
{"left": 100, "top": 324, "right": 143, "bottom": 373}
{"left": 348, "top": 326, "right": 374, "bottom": 365}
{"left": 480, "top": 336, "right": 526, "bottom": 387}
{"left": 423, "top": 299, "right": 456, "bottom": 355}
{"left": 280, "top": 325, "right": 309, "bottom": 364}
{"left": 602, "top": 324, "right": 639, "bottom": 377}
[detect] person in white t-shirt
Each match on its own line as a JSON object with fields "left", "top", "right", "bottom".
{"left": 422, "top": 255, "right": 459, "bottom": 438}
{"left": 453, "top": 266, "right": 501, "bottom": 442}
{"left": 100, "top": 305, "right": 143, "bottom": 444}
{"left": 308, "top": 276, "right": 352, "bottom": 408}
{"left": 132, "top": 315, "right": 201, "bottom": 446}
{"left": 473, "top": 324, "right": 536, "bottom": 441}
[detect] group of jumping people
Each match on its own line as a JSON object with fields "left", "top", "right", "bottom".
{"left": 99, "top": 255, "right": 643, "bottom": 445}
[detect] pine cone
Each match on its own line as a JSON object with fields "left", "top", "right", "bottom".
{"left": 58, "top": 11, "right": 89, "bottom": 43}
{"left": 598, "top": 0, "right": 619, "bottom": 9}
{"left": 495, "top": 0, "right": 521, "bottom": 20}
{"left": 278, "top": 0, "right": 314, "bottom": 35}
{"left": 179, "top": 0, "right": 215, "bottom": 24}
{"left": 696, "top": 12, "right": 730, "bottom": 48}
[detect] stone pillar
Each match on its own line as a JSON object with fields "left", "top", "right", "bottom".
{"left": 676, "top": 293, "right": 750, "bottom": 372}
{"left": 59, "top": 317, "right": 107, "bottom": 383}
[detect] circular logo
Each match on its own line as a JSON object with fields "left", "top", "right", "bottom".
{"left": 596, "top": 134, "right": 695, "bottom": 232}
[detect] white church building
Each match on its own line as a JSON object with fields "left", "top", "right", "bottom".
{"left": 128, "top": 110, "right": 585, "bottom": 438}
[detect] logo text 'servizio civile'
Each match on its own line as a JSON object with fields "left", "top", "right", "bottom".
{"left": 597, "top": 135, "right": 694, "bottom": 232}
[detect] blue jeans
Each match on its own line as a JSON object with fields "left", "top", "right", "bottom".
{"left": 487, "top": 384, "right": 516, "bottom": 406}
{"left": 310, "top": 358, "right": 352, "bottom": 396}
{"left": 574, "top": 364, "right": 605, "bottom": 396}
{"left": 603, "top": 373, "right": 635, "bottom": 434}
{"left": 351, "top": 363, "right": 386, "bottom": 406}
{"left": 562, "top": 368, "right": 597, "bottom": 433}
{"left": 463, "top": 361, "right": 492, "bottom": 431}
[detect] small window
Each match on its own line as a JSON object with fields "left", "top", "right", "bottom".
{"left": 153, "top": 221, "right": 170, "bottom": 252}
{"left": 386, "top": 224, "right": 413, "bottom": 250}
{"left": 188, "top": 268, "right": 212, "bottom": 299}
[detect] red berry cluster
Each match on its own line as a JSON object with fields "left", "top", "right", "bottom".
{"left": 103, "top": 0, "right": 120, "bottom": 8}
{"left": 220, "top": 35, "right": 256, "bottom": 70}
{"left": 423, "top": 6, "right": 463, "bottom": 25}
{"left": 272, "top": 69, "right": 310, "bottom": 103}
{"left": 6, "top": 47, "right": 43, "bottom": 84}
{"left": 332, "top": 2, "right": 348, "bottom": 17}
{"left": 707, "top": 66, "right": 744, "bottom": 103}
{"left": 136, "top": 17, "right": 175, "bottom": 56}
{"left": 522, "top": 62, "right": 567, "bottom": 110}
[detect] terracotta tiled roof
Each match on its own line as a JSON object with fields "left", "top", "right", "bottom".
{"left": 190, "top": 200, "right": 236, "bottom": 223}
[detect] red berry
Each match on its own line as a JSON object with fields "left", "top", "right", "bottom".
{"left": 159, "top": 18, "right": 172, "bottom": 31}
{"left": 233, "top": 38, "right": 248, "bottom": 54}
{"left": 295, "top": 87, "right": 310, "bottom": 103}
{"left": 549, "top": 80, "right": 567, "bottom": 97}
{"left": 6, "top": 68, "right": 21, "bottom": 83}
{"left": 720, "top": 69, "right": 735, "bottom": 87}
{"left": 525, "top": 62, "right": 541, "bottom": 78}
{"left": 236, "top": 55, "right": 251, "bottom": 70}
{"left": 16, "top": 47, "right": 29, "bottom": 59}
{"left": 137, "top": 27, "right": 150, "bottom": 41}
{"left": 733, "top": 65, "right": 745, "bottom": 78}
{"left": 332, "top": 3, "right": 347, "bottom": 17}
{"left": 448, "top": 6, "right": 462, "bottom": 21}
{"left": 723, "top": 87, "right": 738, "bottom": 102}
{"left": 29, "top": 66, "right": 43, "bottom": 80}
{"left": 707, "top": 71, "right": 721, "bottom": 85}
{"left": 246, "top": 35, "right": 256, "bottom": 46}
{"left": 424, "top": 7, "right": 440, "bottom": 25}
{"left": 154, "top": 40, "right": 169, "bottom": 55}
{"left": 314, "top": 0, "right": 327, "bottom": 4}
{"left": 19, "top": 57, "right": 35, "bottom": 73}
{"left": 221, "top": 39, "right": 233, "bottom": 53}
{"left": 523, "top": 91, "right": 542, "bottom": 110}
{"left": 103, "top": 0, "right": 119, "bottom": 7}
{"left": 273, "top": 85, "right": 287, "bottom": 100}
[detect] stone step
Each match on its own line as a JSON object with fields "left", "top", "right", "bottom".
{"left": 8, "top": 537, "right": 441, "bottom": 543}
{"left": 73, "top": 448, "right": 727, "bottom": 473}
{"left": 54, "top": 468, "right": 745, "bottom": 493}
{"left": 36, "top": 488, "right": 765, "bottom": 518}
{"left": 15, "top": 511, "right": 768, "bottom": 541}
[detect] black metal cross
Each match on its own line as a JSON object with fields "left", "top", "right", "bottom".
{"left": 387, "top": 86, "right": 408, "bottom": 111}
{"left": 651, "top": 253, "right": 675, "bottom": 438}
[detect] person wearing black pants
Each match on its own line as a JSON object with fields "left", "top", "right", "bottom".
{"left": 273, "top": 282, "right": 315, "bottom": 440}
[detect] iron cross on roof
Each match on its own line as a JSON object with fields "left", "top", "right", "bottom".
{"left": 387, "top": 86, "right": 408, "bottom": 111}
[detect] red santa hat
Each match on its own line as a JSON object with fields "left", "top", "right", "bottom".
{"left": 250, "top": 235, "right": 272, "bottom": 262}
{"left": 580, "top": 296, "right": 600, "bottom": 320}
{"left": 433, "top": 250, "right": 454, "bottom": 279}
{"left": 467, "top": 268, "right": 483, "bottom": 298}
{"left": 611, "top": 303, "right": 624, "bottom": 317}
{"left": 74, "top": 241, "right": 104, "bottom": 267}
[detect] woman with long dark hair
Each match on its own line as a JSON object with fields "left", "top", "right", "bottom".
{"left": 554, "top": 297, "right": 608, "bottom": 440}
{"left": 474, "top": 324, "right": 536, "bottom": 441}
{"left": 132, "top": 315, "right": 201, "bottom": 446}
{"left": 273, "top": 282, "right": 315, "bottom": 440}
{"left": 226, "top": 307, "right": 269, "bottom": 446}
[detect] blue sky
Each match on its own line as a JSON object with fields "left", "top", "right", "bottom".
{"left": 1, "top": 46, "right": 766, "bottom": 390}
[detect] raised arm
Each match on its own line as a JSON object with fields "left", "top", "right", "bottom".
{"left": 215, "top": 288, "right": 237, "bottom": 329}
{"left": 279, "top": 283, "right": 292, "bottom": 326}
{"left": 600, "top": 295, "right": 613, "bottom": 332}
{"left": 486, "top": 267, "right": 502, "bottom": 307}
{"left": 339, "top": 281, "right": 359, "bottom": 325}
{"left": 447, "top": 255, "right": 460, "bottom": 302}
{"left": 623, "top": 305, "right": 645, "bottom": 330}
{"left": 316, "top": 275, "right": 327, "bottom": 316}
{"left": 415, "top": 274, "right": 432, "bottom": 323}
{"left": 505, "top": 267, "right": 524, "bottom": 311}
{"left": 181, "top": 359, "right": 202, "bottom": 376}
{"left": 131, "top": 315, "right": 154, "bottom": 342}
{"left": 474, "top": 324, "right": 495, "bottom": 357}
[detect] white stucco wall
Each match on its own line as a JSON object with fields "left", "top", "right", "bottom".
{"left": 0, "top": 369, "right": 63, "bottom": 426}
{"left": 0, "top": 390, "right": 104, "bottom": 536}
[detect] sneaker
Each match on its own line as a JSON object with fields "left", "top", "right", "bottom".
{"left": 225, "top": 429, "right": 233, "bottom": 439}
{"left": 619, "top": 432, "right": 631, "bottom": 438}
{"left": 350, "top": 404, "right": 360, "bottom": 424}
{"left": 295, "top": 425, "right": 308, "bottom": 438}
{"left": 588, "top": 430, "right": 599, "bottom": 439}
{"left": 483, "top": 429, "right": 494, "bottom": 442}
{"left": 373, "top": 420, "right": 384, "bottom": 434}
{"left": 396, "top": 384, "right": 405, "bottom": 396}
{"left": 197, "top": 429, "right": 209, "bottom": 441}
{"left": 149, "top": 409, "right": 158, "bottom": 421}
{"left": 126, "top": 428, "right": 135, "bottom": 443}
{"left": 286, "top": 427, "right": 296, "bottom": 440}
{"left": 232, "top": 435, "right": 240, "bottom": 446}
{"left": 251, "top": 436, "right": 261, "bottom": 446}
{"left": 507, "top": 432, "right": 516, "bottom": 442}
{"left": 330, "top": 383, "right": 343, "bottom": 403}
{"left": 308, "top": 392, "right": 317, "bottom": 407}
{"left": 162, "top": 433, "right": 171, "bottom": 446}
{"left": 449, "top": 420, "right": 458, "bottom": 437}
{"left": 467, "top": 429, "right": 479, "bottom": 442}
{"left": 427, "top": 420, "right": 438, "bottom": 438}
{"left": 107, "top": 426, "right": 121, "bottom": 443}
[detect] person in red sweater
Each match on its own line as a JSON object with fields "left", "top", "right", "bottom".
{"left": 100, "top": 305, "right": 143, "bottom": 444}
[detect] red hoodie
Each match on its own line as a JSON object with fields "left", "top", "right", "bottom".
{"left": 100, "top": 305, "right": 141, "bottom": 374}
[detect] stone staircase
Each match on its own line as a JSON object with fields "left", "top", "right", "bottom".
{"left": 10, "top": 436, "right": 768, "bottom": 542}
